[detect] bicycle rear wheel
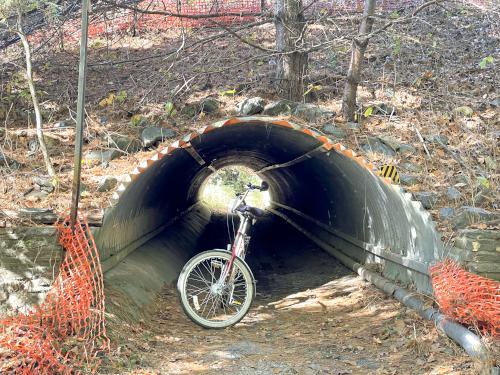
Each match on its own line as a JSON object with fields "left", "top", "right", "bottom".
{"left": 177, "top": 250, "right": 255, "bottom": 329}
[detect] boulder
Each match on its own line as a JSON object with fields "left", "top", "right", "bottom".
{"left": 361, "top": 137, "right": 396, "bottom": 156}
{"left": 439, "top": 207, "right": 455, "bottom": 220}
{"left": 104, "top": 134, "right": 142, "bottom": 153}
{"left": 450, "top": 206, "right": 499, "bottom": 229}
{"left": 397, "top": 144, "right": 416, "bottom": 154}
{"left": 180, "top": 103, "right": 199, "bottom": 118}
{"left": 347, "top": 122, "right": 360, "bottom": 130}
{"left": 292, "top": 104, "right": 335, "bottom": 122}
{"left": 200, "top": 97, "right": 219, "bottom": 113}
{"left": 424, "top": 134, "right": 449, "bottom": 145}
{"left": 400, "top": 162, "right": 421, "bottom": 173}
{"left": 322, "top": 124, "right": 346, "bottom": 139}
{"left": 447, "top": 186, "right": 462, "bottom": 201}
{"left": 262, "top": 100, "right": 298, "bottom": 116}
{"left": 412, "top": 191, "right": 439, "bottom": 209}
{"left": 141, "top": 127, "right": 176, "bottom": 148}
{"left": 400, "top": 174, "right": 418, "bottom": 186}
{"left": 0, "top": 153, "right": 22, "bottom": 170}
{"left": 33, "top": 176, "right": 54, "bottom": 193}
{"left": 97, "top": 176, "right": 118, "bottom": 192}
{"left": 236, "top": 97, "right": 265, "bottom": 116}
{"left": 83, "top": 149, "right": 122, "bottom": 164}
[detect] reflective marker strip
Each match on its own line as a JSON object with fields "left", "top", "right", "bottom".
{"left": 379, "top": 165, "right": 400, "bottom": 184}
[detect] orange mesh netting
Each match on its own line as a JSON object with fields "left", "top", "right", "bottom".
{"left": 0, "top": 215, "right": 109, "bottom": 374}
{"left": 430, "top": 259, "right": 500, "bottom": 337}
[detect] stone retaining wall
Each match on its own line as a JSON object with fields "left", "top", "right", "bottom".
{"left": 451, "top": 229, "right": 499, "bottom": 281}
{"left": 0, "top": 227, "right": 62, "bottom": 316}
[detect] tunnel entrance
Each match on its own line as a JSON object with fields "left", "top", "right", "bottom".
{"left": 196, "top": 213, "right": 352, "bottom": 302}
{"left": 199, "top": 165, "right": 271, "bottom": 212}
{"left": 96, "top": 117, "right": 444, "bottom": 313}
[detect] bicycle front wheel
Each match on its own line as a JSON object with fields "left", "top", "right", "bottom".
{"left": 178, "top": 250, "right": 255, "bottom": 329}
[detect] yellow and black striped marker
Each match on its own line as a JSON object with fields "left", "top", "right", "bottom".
{"left": 379, "top": 165, "right": 400, "bottom": 184}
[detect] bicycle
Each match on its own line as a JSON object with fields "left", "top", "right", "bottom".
{"left": 177, "top": 181, "right": 269, "bottom": 328}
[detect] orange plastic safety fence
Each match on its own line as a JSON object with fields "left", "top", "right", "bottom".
{"left": 0, "top": 215, "right": 109, "bottom": 374}
{"left": 430, "top": 259, "right": 500, "bottom": 337}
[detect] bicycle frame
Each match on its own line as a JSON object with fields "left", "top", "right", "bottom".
{"left": 219, "top": 188, "right": 253, "bottom": 286}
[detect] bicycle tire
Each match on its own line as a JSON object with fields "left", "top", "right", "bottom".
{"left": 177, "top": 249, "right": 255, "bottom": 329}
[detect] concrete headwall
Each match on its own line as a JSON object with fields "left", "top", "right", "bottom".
{"left": 0, "top": 226, "right": 62, "bottom": 315}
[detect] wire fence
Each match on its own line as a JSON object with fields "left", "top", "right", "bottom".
{"left": 430, "top": 259, "right": 500, "bottom": 338}
{"left": 0, "top": 215, "right": 109, "bottom": 374}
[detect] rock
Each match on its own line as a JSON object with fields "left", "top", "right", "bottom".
{"left": 180, "top": 103, "right": 199, "bottom": 118}
{"left": 489, "top": 98, "right": 500, "bottom": 108}
{"left": 236, "top": 97, "right": 265, "bottom": 115}
{"left": 200, "top": 97, "right": 219, "bottom": 113}
{"left": 400, "top": 174, "right": 418, "bottom": 185}
{"left": 347, "top": 122, "right": 360, "bottom": 130}
{"left": 141, "top": 127, "right": 176, "bottom": 148}
{"left": 104, "top": 134, "right": 142, "bottom": 153}
{"left": 400, "top": 162, "right": 421, "bottom": 173}
{"left": 439, "top": 207, "right": 455, "bottom": 220}
{"left": 97, "top": 176, "right": 118, "bottom": 192}
{"left": 398, "top": 144, "right": 416, "bottom": 154}
{"left": 292, "top": 103, "right": 335, "bottom": 122}
{"left": 33, "top": 176, "right": 54, "bottom": 193}
{"left": 447, "top": 186, "right": 462, "bottom": 201}
{"left": 424, "top": 134, "right": 449, "bottom": 145}
{"left": 361, "top": 136, "right": 396, "bottom": 156}
{"left": 11, "top": 208, "right": 57, "bottom": 224}
{"left": 322, "top": 124, "right": 346, "bottom": 139}
{"left": 0, "top": 153, "right": 22, "bottom": 169}
{"left": 84, "top": 149, "right": 122, "bottom": 164}
{"left": 450, "top": 206, "right": 499, "bottom": 229}
{"left": 412, "top": 191, "right": 439, "bottom": 209}
{"left": 378, "top": 137, "right": 415, "bottom": 154}
{"left": 262, "top": 100, "right": 298, "bottom": 116}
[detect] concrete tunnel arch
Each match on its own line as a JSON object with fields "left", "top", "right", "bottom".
{"left": 94, "top": 117, "right": 445, "bottom": 310}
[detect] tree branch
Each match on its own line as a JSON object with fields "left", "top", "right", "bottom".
{"left": 357, "top": 0, "right": 446, "bottom": 44}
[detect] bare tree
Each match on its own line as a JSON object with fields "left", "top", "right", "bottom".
{"left": 275, "top": 0, "right": 308, "bottom": 101}
{"left": 16, "top": 10, "right": 56, "bottom": 178}
{"left": 342, "top": 0, "right": 376, "bottom": 121}
{"left": 0, "top": 1, "right": 56, "bottom": 178}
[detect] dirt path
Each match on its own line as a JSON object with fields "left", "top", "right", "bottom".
{"left": 103, "top": 222, "right": 477, "bottom": 374}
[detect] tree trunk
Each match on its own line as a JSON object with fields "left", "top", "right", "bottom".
{"left": 275, "top": 0, "right": 307, "bottom": 101}
{"left": 17, "top": 11, "right": 56, "bottom": 179}
{"left": 342, "top": 0, "right": 376, "bottom": 121}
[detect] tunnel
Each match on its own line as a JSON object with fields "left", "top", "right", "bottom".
{"left": 94, "top": 117, "right": 444, "bottom": 315}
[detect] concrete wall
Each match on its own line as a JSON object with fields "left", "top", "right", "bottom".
{"left": 0, "top": 226, "right": 62, "bottom": 315}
